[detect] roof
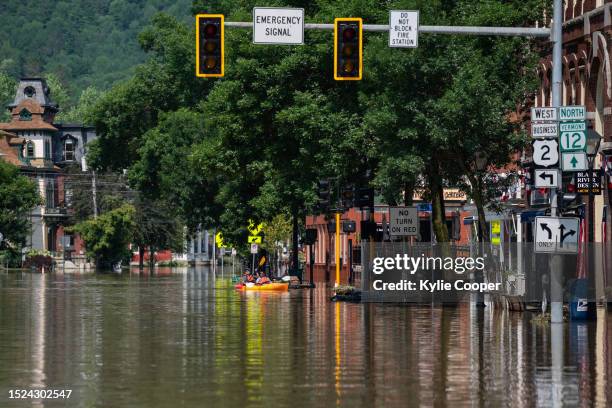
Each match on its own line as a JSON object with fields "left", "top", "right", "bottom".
{"left": 11, "top": 100, "right": 45, "bottom": 115}
{"left": 0, "top": 118, "right": 58, "bottom": 131}
{"left": 0, "top": 130, "right": 24, "bottom": 166}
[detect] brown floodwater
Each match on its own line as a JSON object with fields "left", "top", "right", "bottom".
{"left": 0, "top": 267, "right": 610, "bottom": 407}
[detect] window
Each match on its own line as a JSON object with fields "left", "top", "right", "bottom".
{"left": 26, "top": 141, "right": 35, "bottom": 158}
{"left": 19, "top": 109, "right": 32, "bottom": 121}
{"left": 63, "top": 138, "right": 75, "bottom": 161}
{"left": 45, "top": 181, "right": 55, "bottom": 209}
{"left": 44, "top": 140, "right": 51, "bottom": 159}
{"left": 24, "top": 86, "right": 36, "bottom": 98}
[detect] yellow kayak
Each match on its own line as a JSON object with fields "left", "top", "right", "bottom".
{"left": 236, "top": 282, "right": 289, "bottom": 292}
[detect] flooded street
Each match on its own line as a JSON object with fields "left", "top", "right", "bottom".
{"left": 0, "top": 267, "right": 610, "bottom": 407}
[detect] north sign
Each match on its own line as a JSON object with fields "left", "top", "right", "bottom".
{"left": 561, "top": 152, "right": 588, "bottom": 171}
{"left": 535, "top": 216, "right": 579, "bottom": 254}
{"left": 531, "top": 107, "right": 557, "bottom": 122}
{"left": 253, "top": 8, "right": 304, "bottom": 45}
{"left": 534, "top": 169, "right": 560, "bottom": 188}
{"left": 559, "top": 105, "right": 586, "bottom": 121}
{"left": 532, "top": 139, "right": 559, "bottom": 168}
{"left": 531, "top": 123, "right": 558, "bottom": 138}
{"left": 388, "top": 206, "right": 418, "bottom": 236}
{"left": 389, "top": 11, "right": 419, "bottom": 48}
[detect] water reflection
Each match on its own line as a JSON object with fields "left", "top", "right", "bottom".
{"left": 0, "top": 267, "right": 610, "bottom": 407}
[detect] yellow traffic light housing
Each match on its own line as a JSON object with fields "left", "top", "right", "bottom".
{"left": 334, "top": 18, "right": 362, "bottom": 81}
{"left": 196, "top": 14, "right": 224, "bottom": 77}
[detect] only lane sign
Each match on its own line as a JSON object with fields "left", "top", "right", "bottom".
{"left": 535, "top": 216, "right": 579, "bottom": 253}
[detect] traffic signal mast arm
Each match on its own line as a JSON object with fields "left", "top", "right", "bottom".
{"left": 223, "top": 21, "right": 550, "bottom": 37}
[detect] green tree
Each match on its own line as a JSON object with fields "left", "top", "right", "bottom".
{"left": 0, "top": 72, "right": 17, "bottom": 122}
{"left": 0, "top": 160, "right": 43, "bottom": 259}
{"left": 72, "top": 203, "right": 136, "bottom": 268}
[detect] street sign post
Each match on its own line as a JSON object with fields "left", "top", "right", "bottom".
{"left": 561, "top": 152, "right": 588, "bottom": 171}
{"left": 250, "top": 243, "right": 258, "bottom": 254}
{"left": 534, "top": 216, "right": 580, "bottom": 254}
{"left": 576, "top": 171, "right": 601, "bottom": 194}
{"left": 535, "top": 169, "right": 560, "bottom": 188}
{"left": 253, "top": 7, "right": 304, "bottom": 45}
{"left": 388, "top": 206, "right": 418, "bottom": 236}
{"left": 532, "top": 139, "right": 559, "bottom": 168}
{"left": 531, "top": 122, "right": 558, "bottom": 138}
{"left": 389, "top": 11, "right": 419, "bottom": 48}
{"left": 531, "top": 107, "right": 557, "bottom": 121}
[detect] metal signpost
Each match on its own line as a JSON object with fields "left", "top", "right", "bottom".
{"left": 253, "top": 8, "right": 304, "bottom": 44}
{"left": 388, "top": 206, "right": 419, "bottom": 236}
{"left": 250, "top": 243, "right": 258, "bottom": 274}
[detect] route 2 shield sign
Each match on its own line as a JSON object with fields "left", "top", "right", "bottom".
{"left": 532, "top": 139, "right": 559, "bottom": 168}
{"left": 534, "top": 216, "right": 579, "bottom": 253}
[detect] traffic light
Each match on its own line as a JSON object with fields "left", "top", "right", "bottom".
{"left": 355, "top": 187, "right": 374, "bottom": 208}
{"left": 341, "top": 184, "right": 355, "bottom": 209}
{"left": 196, "top": 14, "right": 224, "bottom": 77}
{"left": 334, "top": 18, "right": 362, "bottom": 81}
{"left": 317, "top": 180, "right": 331, "bottom": 213}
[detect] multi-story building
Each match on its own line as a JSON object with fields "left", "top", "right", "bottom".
{"left": 526, "top": 2, "right": 612, "bottom": 300}
{"left": 0, "top": 78, "right": 96, "bottom": 266}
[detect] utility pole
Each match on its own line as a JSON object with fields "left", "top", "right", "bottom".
{"left": 91, "top": 170, "right": 98, "bottom": 219}
{"left": 550, "top": 0, "right": 563, "bottom": 325}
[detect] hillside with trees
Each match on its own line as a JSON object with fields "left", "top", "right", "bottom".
{"left": 0, "top": 0, "right": 192, "bottom": 110}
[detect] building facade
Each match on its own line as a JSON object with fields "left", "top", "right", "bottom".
{"left": 0, "top": 78, "right": 96, "bottom": 265}
{"left": 528, "top": 2, "right": 612, "bottom": 299}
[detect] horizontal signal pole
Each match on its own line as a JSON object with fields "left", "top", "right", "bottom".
{"left": 224, "top": 21, "right": 550, "bottom": 38}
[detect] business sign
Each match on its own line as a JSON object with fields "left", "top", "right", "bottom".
{"left": 253, "top": 8, "right": 304, "bottom": 44}
{"left": 531, "top": 122, "right": 558, "bottom": 138}
{"left": 576, "top": 171, "right": 601, "bottom": 194}
{"left": 531, "top": 107, "right": 557, "bottom": 122}
{"left": 534, "top": 169, "right": 560, "bottom": 188}
{"left": 389, "top": 11, "right": 419, "bottom": 48}
{"left": 532, "top": 139, "right": 559, "bottom": 168}
{"left": 561, "top": 152, "right": 588, "bottom": 171}
{"left": 534, "top": 216, "right": 579, "bottom": 253}
{"left": 559, "top": 105, "right": 586, "bottom": 121}
{"left": 389, "top": 206, "right": 419, "bottom": 236}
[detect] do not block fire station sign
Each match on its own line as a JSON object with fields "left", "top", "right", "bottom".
{"left": 389, "top": 207, "right": 419, "bottom": 236}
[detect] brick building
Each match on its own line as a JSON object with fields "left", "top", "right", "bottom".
{"left": 528, "top": 2, "right": 612, "bottom": 298}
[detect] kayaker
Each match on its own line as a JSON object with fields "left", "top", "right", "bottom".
{"left": 245, "top": 273, "right": 255, "bottom": 283}
{"left": 256, "top": 274, "right": 271, "bottom": 285}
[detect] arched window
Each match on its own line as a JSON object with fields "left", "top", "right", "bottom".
{"left": 63, "top": 136, "right": 76, "bottom": 161}
{"left": 19, "top": 109, "right": 32, "bottom": 121}
{"left": 26, "top": 141, "right": 35, "bottom": 158}
{"left": 24, "top": 86, "right": 36, "bottom": 98}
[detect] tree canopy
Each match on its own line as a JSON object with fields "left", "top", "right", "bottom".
{"left": 87, "top": 0, "right": 547, "bottom": 246}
